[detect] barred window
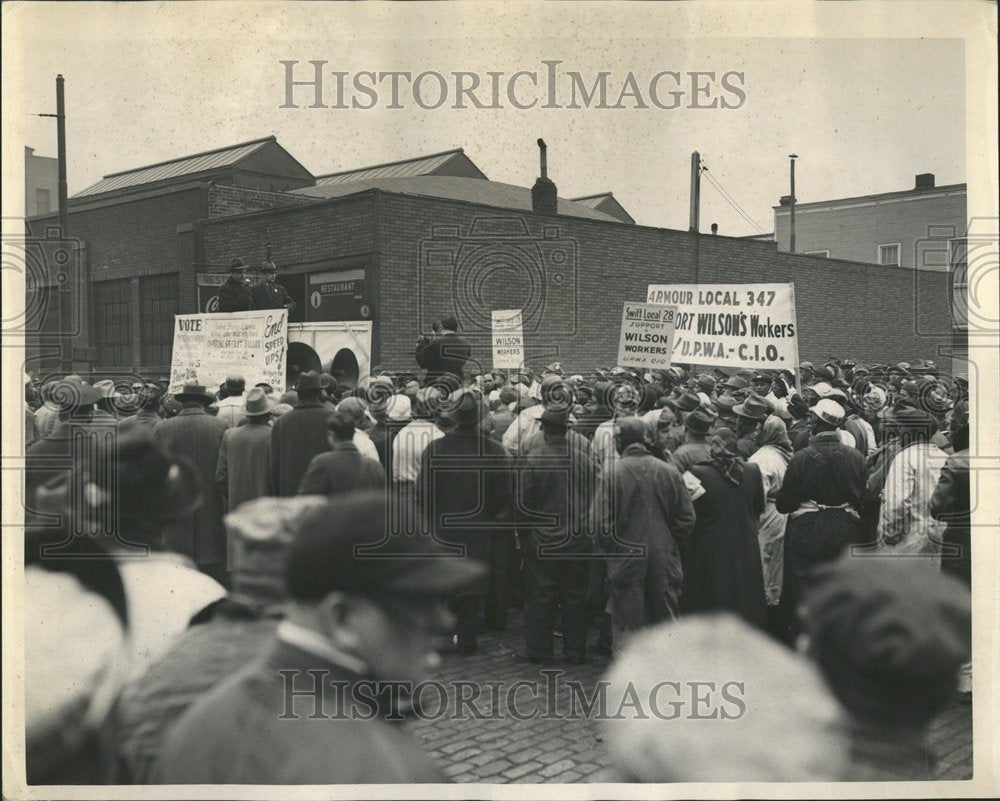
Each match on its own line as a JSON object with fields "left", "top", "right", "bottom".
{"left": 92, "top": 278, "right": 132, "bottom": 367}
{"left": 140, "top": 273, "right": 179, "bottom": 366}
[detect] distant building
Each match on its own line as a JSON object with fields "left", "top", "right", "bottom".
{"left": 25, "top": 147, "right": 59, "bottom": 216}
{"left": 773, "top": 174, "right": 968, "bottom": 373}
{"left": 24, "top": 138, "right": 954, "bottom": 382}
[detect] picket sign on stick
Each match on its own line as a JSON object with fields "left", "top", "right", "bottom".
{"left": 617, "top": 302, "right": 677, "bottom": 369}
{"left": 492, "top": 309, "right": 524, "bottom": 370}
{"left": 646, "top": 282, "right": 799, "bottom": 372}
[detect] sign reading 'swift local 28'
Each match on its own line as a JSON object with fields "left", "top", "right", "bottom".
{"left": 169, "top": 309, "right": 288, "bottom": 395}
{"left": 618, "top": 302, "right": 677, "bottom": 369}
{"left": 492, "top": 309, "right": 524, "bottom": 369}
{"left": 646, "top": 283, "right": 799, "bottom": 370}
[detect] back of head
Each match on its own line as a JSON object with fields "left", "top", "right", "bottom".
{"left": 803, "top": 555, "right": 971, "bottom": 728}
{"left": 603, "top": 614, "right": 849, "bottom": 782}
{"left": 327, "top": 411, "right": 356, "bottom": 442}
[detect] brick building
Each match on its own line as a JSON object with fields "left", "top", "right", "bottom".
{"left": 24, "top": 137, "right": 957, "bottom": 383}
{"left": 773, "top": 174, "right": 968, "bottom": 371}
{"left": 24, "top": 147, "right": 59, "bottom": 216}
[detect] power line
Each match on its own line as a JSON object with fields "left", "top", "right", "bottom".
{"left": 700, "top": 160, "right": 768, "bottom": 234}
{"left": 703, "top": 169, "right": 766, "bottom": 234}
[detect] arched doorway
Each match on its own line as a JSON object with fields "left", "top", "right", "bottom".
{"left": 328, "top": 348, "right": 361, "bottom": 388}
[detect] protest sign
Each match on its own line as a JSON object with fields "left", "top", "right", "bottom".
{"left": 169, "top": 309, "right": 288, "bottom": 394}
{"left": 492, "top": 309, "right": 524, "bottom": 369}
{"left": 618, "top": 302, "right": 677, "bottom": 369}
{"left": 646, "top": 283, "right": 800, "bottom": 370}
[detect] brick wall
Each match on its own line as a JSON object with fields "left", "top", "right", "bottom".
{"left": 77, "top": 186, "right": 954, "bottom": 379}
{"left": 376, "top": 193, "right": 954, "bottom": 375}
{"left": 206, "top": 184, "right": 316, "bottom": 218}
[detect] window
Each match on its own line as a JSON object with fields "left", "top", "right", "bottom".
{"left": 92, "top": 279, "right": 132, "bottom": 367}
{"left": 140, "top": 273, "right": 179, "bottom": 365}
{"left": 804, "top": 250, "right": 829, "bottom": 258}
{"left": 35, "top": 189, "right": 51, "bottom": 215}
{"left": 878, "top": 243, "right": 901, "bottom": 266}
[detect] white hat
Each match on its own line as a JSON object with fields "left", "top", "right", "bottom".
{"left": 811, "top": 382, "right": 833, "bottom": 398}
{"left": 813, "top": 398, "right": 846, "bottom": 426}
{"left": 386, "top": 394, "right": 412, "bottom": 422}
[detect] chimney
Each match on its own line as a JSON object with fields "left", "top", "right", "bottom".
{"left": 915, "top": 173, "right": 935, "bottom": 190}
{"left": 779, "top": 195, "right": 792, "bottom": 206}
{"left": 531, "top": 138, "right": 558, "bottom": 215}
{"left": 711, "top": 223, "right": 718, "bottom": 236}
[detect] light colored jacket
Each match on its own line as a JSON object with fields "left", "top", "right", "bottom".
{"left": 877, "top": 442, "right": 949, "bottom": 563}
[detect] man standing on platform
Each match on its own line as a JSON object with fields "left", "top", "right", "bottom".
{"left": 217, "top": 259, "right": 255, "bottom": 313}
{"left": 252, "top": 261, "right": 296, "bottom": 312}
{"left": 415, "top": 316, "right": 471, "bottom": 388}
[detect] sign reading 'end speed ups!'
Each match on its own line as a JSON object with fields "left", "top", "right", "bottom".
{"left": 646, "top": 283, "right": 800, "bottom": 370}
{"left": 618, "top": 302, "right": 677, "bottom": 369}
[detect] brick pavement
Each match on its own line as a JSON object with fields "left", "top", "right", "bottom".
{"left": 408, "top": 610, "right": 972, "bottom": 783}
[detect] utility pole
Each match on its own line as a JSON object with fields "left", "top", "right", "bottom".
{"left": 38, "top": 75, "right": 72, "bottom": 373}
{"left": 789, "top": 153, "right": 798, "bottom": 253}
{"left": 689, "top": 151, "right": 701, "bottom": 233}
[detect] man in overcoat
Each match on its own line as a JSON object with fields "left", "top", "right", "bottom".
{"left": 154, "top": 383, "right": 231, "bottom": 583}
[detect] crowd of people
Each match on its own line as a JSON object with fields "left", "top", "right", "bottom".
{"left": 22, "top": 341, "right": 974, "bottom": 784}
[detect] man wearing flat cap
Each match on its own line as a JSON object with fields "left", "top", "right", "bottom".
{"left": 775, "top": 398, "right": 867, "bottom": 643}
{"left": 158, "top": 491, "right": 483, "bottom": 783}
{"left": 801, "top": 556, "right": 971, "bottom": 780}
{"left": 217, "top": 258, "right": 255, "bottom": 313}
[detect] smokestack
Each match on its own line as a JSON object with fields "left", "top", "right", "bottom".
{"left": 531, "top": 138, "right": 558, "bottom": 215}
{"left": 689, "top": 152, "right": 701, "bottom": 232}
{"left": 788, "top": 154, "right": 798, "bottom": 253}
{"left": 711, "top": 223, "right": 718, "bottom": 236}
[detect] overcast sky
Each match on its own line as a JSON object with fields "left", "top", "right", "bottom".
{"left": 3, "top": 2, "right": 976, "bottom": 236}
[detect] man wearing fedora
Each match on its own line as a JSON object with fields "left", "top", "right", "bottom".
{"left": 25, "top": 379, "right": 118, "bottom": 513}
{"left": 733, "top": 394, "right": 769, "bottom": 459}
{"left": 154, "top": 383, "right": 231, "bottom": 584}
{"left": 418, "top": 388, "right": 512, "bottom": 655}
{"left": 251, "top": 260, "right": 296, "bottom": 312}
{"left": 270, "top": 371, "right": 336, "bottom": 497}
{"left": 216, "top": 387, "right": 275, "bottom": 515}
{"left": 514, "top": 405, "right": 597, "bottom": 664}
{"left": 217, "top": 258, "right": 255, "bottom": 313}
{"left": 670, "top": 407, "right": 716, "bottom": 474}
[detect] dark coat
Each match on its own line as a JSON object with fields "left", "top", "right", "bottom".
{"left": 269, "top": 400, "right": 334, "bottom": 497}
{"left": 154, "top": 409, "right": 230, "bottom": 567}
{"left": 216, "top": 276, "right": 254, "bottom": 313}
{"left": 684, "top": 460, "right": 767, "bottom": 628}
{"left": 216, "top": 421, "right": 272, "bottom": 511}
{"left": 930, "top": 427, "right": 970, "bottom": 586}
{"left": 775, "top": 431, "right": 867, "bottom": 639}
{"left": 592, "top": 443, "right": 695, "bottom": 631}
{"left": 25, "top": 416, "right": 119, "bottom": 511}
{"left": 297, "top": 441, "right": 385, "bottom": 496}
{"left": 417, "top": 428, "right": 511, "bottom": 595}
{"left": 415, "top": 332, "right": 471, "bottom": 384}
{"left": 516, "top": 434, "right": 597, "bottom": 555}
{"left": 251, "top": 280, "right": 295, "bottom": 311}
{"left": 155, "top": 637, "right": 444, "bottom": 784}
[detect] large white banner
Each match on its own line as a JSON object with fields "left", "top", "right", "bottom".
{"left": 646, "top": 283, "right": 800, "bottom": 371}
{"left": 491, "top": 309, "right": 524, "bottom": 369}
{"left": 618, "top": 302, "right": 677, "bottom": 369}
{"left": 169, "top": 309, "right": 288, "bottom": 395}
